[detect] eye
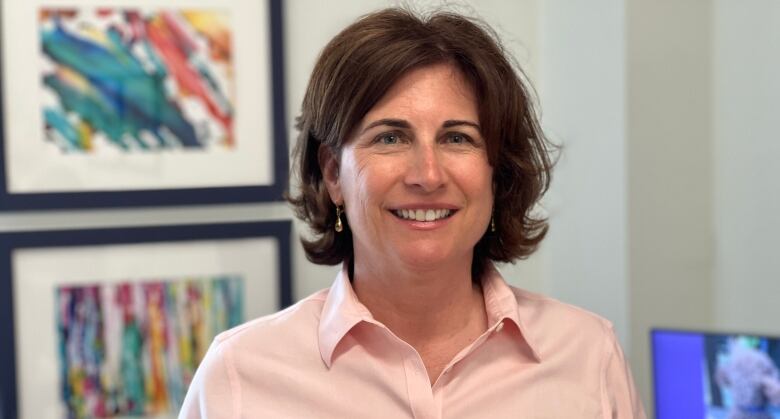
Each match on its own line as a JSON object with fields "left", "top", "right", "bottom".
{"left": 375, "top": 132, "right": 403, "bottom": 145}
{"left": 445, "top": 132, "right": 471, "bottom": 144}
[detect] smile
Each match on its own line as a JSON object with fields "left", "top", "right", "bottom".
{"left": 391, "top": 209, "right": 455, "bottom": 222}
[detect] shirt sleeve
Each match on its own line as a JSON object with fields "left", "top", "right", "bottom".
{"left": 600, "top": 324, "right": 647, "bottom": 419}
{"left": 179, "top": 339, "right": 240, "bottom": 419}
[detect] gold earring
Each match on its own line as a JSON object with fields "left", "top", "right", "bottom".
{"left": 491, "top": 215, "right": 496, "bottom": 233}
{"left": 335, "top": 206, "right": 344, "bottom": 232}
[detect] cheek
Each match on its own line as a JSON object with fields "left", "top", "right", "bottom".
{"left": 479, "top": 165, "right": 494, "bottom": 194}
{"left": 486, "top": 172, "right": 495, "bottom": 203}
{"left": 337, "top": 151, "right": 362, "bottom": 200}
{"left": 461, "top": 159, "right": 494, "bottom": 201}
{"left": 340, "top": 154, "right": 388, "bottom": 209}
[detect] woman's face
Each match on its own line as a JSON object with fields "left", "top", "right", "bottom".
{"left": 323, "top": 63, "right": 494, "bottom": 271}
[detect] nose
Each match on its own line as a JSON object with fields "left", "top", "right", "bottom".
{"left": 404, "top": 142, "right": 447, "bottom": 192}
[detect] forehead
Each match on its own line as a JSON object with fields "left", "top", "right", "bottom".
{"left": 361, "top": 63, "right": 479, "bottom": 122}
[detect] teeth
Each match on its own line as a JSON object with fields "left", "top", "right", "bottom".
{"left": 393, "top": 209, "right": 452, "bottom": 221}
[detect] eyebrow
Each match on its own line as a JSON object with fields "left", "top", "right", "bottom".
{"left": 360, "top": 119, "right": 410, "bottom": 134}
{"left": 360, "top": 118, "right": 481, "bottom": 134}
{"left": 442, "top": 120, "right": 481, "bottom": 130}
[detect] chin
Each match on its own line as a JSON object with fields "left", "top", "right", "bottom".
{"left": 394, "top": 246, "right": 460, "bottom": 271}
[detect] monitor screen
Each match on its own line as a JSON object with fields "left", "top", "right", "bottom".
{"left": 652, "top": 329, "right": 780, "bottom": 419}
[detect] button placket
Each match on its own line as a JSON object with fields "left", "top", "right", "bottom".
{"left": 403, "top": 353, "right": 436, "bottom": 419}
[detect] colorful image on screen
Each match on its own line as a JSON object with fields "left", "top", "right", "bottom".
{"left": 652, "top": 329, "right": 780, "bottom": 419}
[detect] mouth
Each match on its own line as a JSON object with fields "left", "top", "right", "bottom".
{"left": 391, "top": 208, "right": 456, "bottom": 222}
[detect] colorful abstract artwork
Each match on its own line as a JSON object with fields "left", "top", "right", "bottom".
{"left": 39, "top": 8, "right": 235, "bottom": 152}
{"left": 55, "top": 276, "right": 243, "bottom": 418}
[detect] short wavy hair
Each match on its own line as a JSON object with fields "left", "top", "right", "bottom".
{"left": 287, "top": 8, "right": 554, "bottom": 279}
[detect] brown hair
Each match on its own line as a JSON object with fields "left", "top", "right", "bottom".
{"left": 287, "top": 8, "right": 554, "bottom": 279}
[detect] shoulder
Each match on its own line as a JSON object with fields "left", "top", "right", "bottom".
{"left": 508, "top": 286, "right": 616, "bottom": 357}
{"left": 211, "top": 288, "right": 329, "bottom": 357}
{"left": 501, "top": 288, "right": 646, "bottom": 416}
{"left": 511, "top": 285, "right": 614, "bottom": 331}
{"left": 180, "top": 289, "right": 332, "bottom": 416}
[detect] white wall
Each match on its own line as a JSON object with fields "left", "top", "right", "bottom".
{"left": 537, "top": 0, "right": 629, "bottom": 348}
{"left": 712, "top": 1, "right": 780, "bottom": 331}
{"left": 627, "top": 1, "right": 715, "bottom": 413}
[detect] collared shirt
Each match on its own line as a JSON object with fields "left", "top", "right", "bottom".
{"left": 179, "top": 264, "right": 646, "bottom": 418}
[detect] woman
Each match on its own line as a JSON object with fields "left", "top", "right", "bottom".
{"left": 180, "top": 8, "right": 646, "bottom": 418}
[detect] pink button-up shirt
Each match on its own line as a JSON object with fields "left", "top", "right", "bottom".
{"left": 179, "top": 265, "right": 646, "bottom": 418}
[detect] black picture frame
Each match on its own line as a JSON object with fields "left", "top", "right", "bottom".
{"left": 0, "top": 220, "right": 293, "bottom": 419}
{"left": 0, "top": 0, "right": 288, "bottom": 210}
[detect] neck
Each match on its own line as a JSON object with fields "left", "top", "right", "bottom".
{"left": 351, "top": 252, "right": 487, "bottom": 351}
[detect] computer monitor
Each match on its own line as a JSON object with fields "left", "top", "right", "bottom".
{"left": 651, "top": 328, "right": 780, "bottom": 419}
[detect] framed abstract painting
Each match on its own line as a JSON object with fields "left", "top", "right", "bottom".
{"left": 0, "top": 0, "right": 288, "bottom": 210}
{"left": 0, "top": 220, "right": 292, "bottom": 418}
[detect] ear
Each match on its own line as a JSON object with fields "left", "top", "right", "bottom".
{"left": 318, "top": 144, "right": 343, "bottom": 205}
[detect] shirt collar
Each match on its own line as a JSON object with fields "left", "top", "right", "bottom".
{"left": 318, "top": 262, "right": 542, "bottom": 368}
{"left": 480, "top": 263, "right": 542, "bottom": 362}
{"left": 318, "top": 264, "right": 375, "bottom": 368}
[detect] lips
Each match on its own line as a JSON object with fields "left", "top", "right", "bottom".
{"left": 391, "top": 208, "right": 454, "bottom": 222}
